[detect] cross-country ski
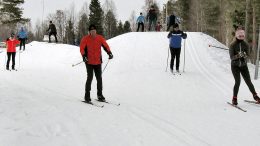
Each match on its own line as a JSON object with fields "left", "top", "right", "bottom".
{"left": 227, "top": 102, "right": 247, "bottom": 112}
{"left": 81, "top": 101, "right": 104, "bottom": 108}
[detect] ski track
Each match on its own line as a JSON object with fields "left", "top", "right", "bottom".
{"left": 2, "top": 33, "right": 260, "bottom": 146}
{"left": 187, "top": 33, "right": 231, "bottom": 96}
{"left": 127, "top": 105, "right": 210, "bottom": 146}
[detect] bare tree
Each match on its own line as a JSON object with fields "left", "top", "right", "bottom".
{"left": 129, "top": 10, "right": 136, "bottom": 31}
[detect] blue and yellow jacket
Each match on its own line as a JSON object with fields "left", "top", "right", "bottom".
{"left": 167, "top": 30, "right": 187, "bottom": 48}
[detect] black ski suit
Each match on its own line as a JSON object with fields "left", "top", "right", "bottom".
{"left": 47, "top": 23, "right": 58, "bottom": 43}
{"left": 167, "top": 15, "right": 176, "bottom": 31}
{"left": 229, "top": 39, "right": 257, "bottom": 97}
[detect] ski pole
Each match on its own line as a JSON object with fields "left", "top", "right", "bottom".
{"left": 102, "top": 59, "right": 110, "bottom": 73}
{"left": 208, "top": 44, "right": 228, "bottom": 50}
{"left": 165, "top": 47, "right": 170, "bottom": 72}
{"left": 183, "top": 39, "right": 186, "bottom": 72}
{"left": 4, "top": 51, "right": 7, "bottom": 69}
{"left": 19, "top": 50, "right": 20, "bottom": 69}
{"left": 72, "top": 61, "right": 84, "bottom": 67}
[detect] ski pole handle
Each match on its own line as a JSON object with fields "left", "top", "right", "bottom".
{"left": 72, "top": 61, "right": 84, "bottom": 67}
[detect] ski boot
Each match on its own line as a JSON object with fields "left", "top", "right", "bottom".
{"left": 84, "top": 92, "right": 91, "bottom": 103}
{"left": 6, "top": 66, "right": 9, "bottom": 70}
{"left": 232, "top": 97, "right": 238, "bottom": 105}
{"left": 253, "top": 94, "right": 260, "bottom": 103}
{"left": 97, "top": 95, "right": 106, "bottom": 102}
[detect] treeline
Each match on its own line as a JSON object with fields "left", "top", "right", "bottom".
{"left": 0, "top": 0, "right": 132, "bottom": 44}
{"left": 163, "top": 0, "right": 260, "bottom": 63}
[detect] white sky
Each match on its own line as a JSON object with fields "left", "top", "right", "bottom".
{"left": 22, "top": 0, "right": 167, "bottom": 26}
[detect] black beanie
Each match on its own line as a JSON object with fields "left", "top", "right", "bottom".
{"left": 89, "top": 24, "right": 96, "bottom": 31}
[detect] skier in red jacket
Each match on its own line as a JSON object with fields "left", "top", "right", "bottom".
{"left": 6, "top": 33, "right": 20, "bottom": 70}
{"left": 80, "top": 24, "right": 113, "bottom": 103}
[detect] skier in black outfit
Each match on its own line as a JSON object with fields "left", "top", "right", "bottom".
{"left": 167, "top": 14, "right": 176, "bottom": 31}
{"left": 147, "top": 5, "right": 157, "bottom": 31}
{"left": 47, "top": 21, "right": 58, "bottom": 43}
{"left": 167, "top": 23, "right": 187, "bottom": 73}
{"left": 229, "top": 28, "right": 260, "bottom": 105}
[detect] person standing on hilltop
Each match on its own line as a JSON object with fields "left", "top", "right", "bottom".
{"left": 47, "top": 21, "right": 58, "bottom": 43}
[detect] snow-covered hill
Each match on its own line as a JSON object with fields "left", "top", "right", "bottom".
{"left": 0, "top": 32, "right": 260, "bottom": 146}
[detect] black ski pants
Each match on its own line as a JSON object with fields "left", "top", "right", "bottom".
{"left": 170, "top": 47, "right": 181, "bottom": 71}
{"left": 85, "top": 64, "right": 103, "bottom": 96}
{"left": 231, "top": 65, "right": 256, "bottom": 97}
{"left": 19, "top": 38, "right": 26, "bottom": 50}
{"left": 6, "top": 52, "right": 16, "bottom": 69}
{"left": 49, "top": 32, "right": 58, "bottom": 43}
{"left": 148, "top": 19, "right": 156, "bottom": 31}
{"left": 137, "top": 22, "right": 144, "bottom": 32}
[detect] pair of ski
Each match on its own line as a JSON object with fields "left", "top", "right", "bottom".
{"left": 173, "top": 72, "right": 182, "bottom": 76}
{"left": 6, "top": 69, "right": 18, "bottom": 71}
{"left": 171, "top": 71, "right": 182, "bottom": 76}
{"left": 227, "top": 100, "right": 260, "bottom": 112}
{"left": 82, "top": 99, "right": 120, "bottom": 108}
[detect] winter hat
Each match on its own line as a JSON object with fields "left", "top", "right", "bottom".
{"left": 235, "top": 29, "right": 245, "bottom": 40}
{"left": 89, "top": 24, "right": 96, "bottom": 31}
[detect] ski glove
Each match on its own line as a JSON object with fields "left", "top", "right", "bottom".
{"left": 182, "top": 33, "right": 187, "bottom": 39}
{"left": 108, "top": 52, "right": 113, "bottom": 59}
{"left": 82, "top": 55, "right": 88, "bottom": 62}
{"left": 239, "top": 52, "right": 247, "bottom": 58}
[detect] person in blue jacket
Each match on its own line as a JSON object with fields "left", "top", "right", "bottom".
{"left": 18, "top": 27, "right": 28, "bottom": 51}
{"left": 136, "top": 12, "right": 145, "bottom": 32}
{"left": 167, "top": 23, "right": 187, "bottom": 73}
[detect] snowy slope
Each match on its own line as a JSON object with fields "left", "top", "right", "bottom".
{"left": 0, "top": 32, "right": 260, "bottom": 146}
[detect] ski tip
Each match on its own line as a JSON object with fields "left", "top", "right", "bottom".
{"left": 227, "top": 102, "right": 247, "bottom": 112}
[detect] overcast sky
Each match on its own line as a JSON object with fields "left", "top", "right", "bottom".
{"left": 22, "top": 0, "right": 167, "bottom": 27}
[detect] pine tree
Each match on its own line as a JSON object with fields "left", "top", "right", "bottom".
{"left": 0, "top": 0, "right": 29, "bottom": 24}
{"left": 202, "top": 0, "right": 221, "bottom": 38}
{"left": 89, "top": 0, "right": 104, "bottom": 35}
{"left": 104, "top": 10, "right": 117, "bottom": 39}
{"left": 117, "top": 21, "right": 124, "bottom": 35}
{"left": 175, "top": 0, "right": 190, "bottom": 30}
{"left": 65, "top": 20, "right": 75, "bottom": 45}
{"left": 78, "top": 13, "right": 89, "bottom": 40}
{"left": 123, "top": 21, "right": 131, "bottom": 33}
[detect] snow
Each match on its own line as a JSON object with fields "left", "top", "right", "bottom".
{"left": 1, "top": 32, "right": 260, "bottom": 146}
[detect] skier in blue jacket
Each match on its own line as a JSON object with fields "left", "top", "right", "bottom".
{"left": 18, "top": 27, "right": 28, "bottom": 51}
{"left": 136, "top": 12, "right": 145, "bottom": 32}
{"left": 167, "top": 23, "right": 187, "bottom": 73}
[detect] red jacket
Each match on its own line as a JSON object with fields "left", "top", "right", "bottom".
{"left": 156, "top": 24, "right": 162, "bottom": 31}
{"left": 6, "top": 38, "right": 20, "bottom": 52}
{"left": 80, "top": 34, "right": 111, "bottom": 65}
